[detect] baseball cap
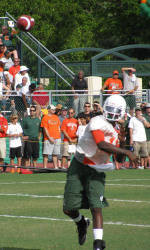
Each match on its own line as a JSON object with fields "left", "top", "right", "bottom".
{"left": 0, "top": 57, "right": 7, "bottom": 64}
{"left": 135, "top": 107, "right": 141, "bottom": 111}
{"left": 47, "top": 104, "right": 56, "bottom": 110}
{"left": 113, "top": 70, "right": 119, "bottom": 75}
{"left": 56, "top": 104, "right": 62, "bottom": 109}
{"left": 146, "top": 103, "right": 150, "bottom": 108}
{"left": 20, "top": 66, "right": 29, "bottom": 72}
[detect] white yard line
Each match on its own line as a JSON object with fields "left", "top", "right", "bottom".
{"left": 0, "top": 193, "right": 150, "bottom": 204}
{"left": 0, "top": 180, "right": 150, "bottom": 187}
{"left": 0, "top": 214, "right": 149, "bottom": 228}
{"left": 0, "top": 181, "right": 66, "bottom": 185}
{"left": 107, "top": 179, "right": 150, "bottom": 182}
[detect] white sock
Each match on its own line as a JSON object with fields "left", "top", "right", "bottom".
{"left": 93, "top": 229, "right": 103, "bottom": 240}
{"left": 73, "top": 214, "right": 82, "bottom": 223}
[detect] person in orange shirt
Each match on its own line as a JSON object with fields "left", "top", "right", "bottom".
{"left": 101, "top": 70, "right": 123, "bottom": 100}
{"left": 9, "top": 58, "right": 20, "bottom": 80}
{"left": 41, "top": 104, "right": 61, "bottom": 169}
{"left": 61, "top": 108, "right": 78, "bottom": 168}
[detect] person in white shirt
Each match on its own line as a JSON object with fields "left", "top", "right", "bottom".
{"left": 7, "top": 114, "right": 23, "bottom": 167}
{"left": 14, "top": 65, "right": 30, "bottom": 90}
{"left": 129, "top": 107, "right": 148, "bottom": 169}
{"left": 76, "top": 113, "right": 87, "bottom": 142}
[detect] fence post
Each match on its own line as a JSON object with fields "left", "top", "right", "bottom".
{"left": 49, "top": 90, "right": 52, "bottom": 104}
{"left": 100, "top": 91, "right": 103, "bottom": 106}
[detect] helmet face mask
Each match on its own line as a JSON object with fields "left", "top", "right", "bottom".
{"left": 103, "top": 95, "right": 126, "bottom": 121}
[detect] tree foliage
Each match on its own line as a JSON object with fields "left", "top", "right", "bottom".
{"left": 0, "top": 0, "right": 150, "bottom": 60}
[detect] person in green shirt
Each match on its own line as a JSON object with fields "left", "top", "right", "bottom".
{"left": 21, "top": 105, "right": 41, "bottom": 167}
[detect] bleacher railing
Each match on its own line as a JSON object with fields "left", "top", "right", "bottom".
{"left": 5, "top": 12, "right": 75, "bottom": 86}
{"left": 0, "top": 89, "right": 149, "bottom": 120}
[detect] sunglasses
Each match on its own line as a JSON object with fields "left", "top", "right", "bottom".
{"left": 30, "top": 110, "right": 36, "bottom": 112}
{"left": 69, "top": 112, "right": 74, "bottom": 114}
{"left": 13, "top": 117, "right": 18, "bottom": 120}
{"left": 85, "top": 105, "right": 90, "bottom": 107}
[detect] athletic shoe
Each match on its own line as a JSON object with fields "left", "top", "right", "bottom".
{"left": 76, "top": 216, "right": 90, "bottom": 245}
{"left": 93, "top": 239, "right": 106, "bottom": 250}
{"left": 138, "top": 166, "right": 144, "bottom": 170}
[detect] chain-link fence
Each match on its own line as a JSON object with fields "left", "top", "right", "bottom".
{"left": 0, "top": 89, "right": 149, "bottom": 120}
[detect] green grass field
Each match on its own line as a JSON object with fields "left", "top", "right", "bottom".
{"left": 0, "top": 169, "right": 150, "bottom": 250}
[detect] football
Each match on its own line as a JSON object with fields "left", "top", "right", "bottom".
{"left": 16, "top": 15, "right": 35, "bottom": 32}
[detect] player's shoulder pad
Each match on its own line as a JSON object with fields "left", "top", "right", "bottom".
{"left": 89, "top": 115, "right": 108, "bottom": 131}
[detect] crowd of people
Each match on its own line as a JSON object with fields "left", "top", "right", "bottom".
{"left": 0, "top": 24, "right": 150, "bottom": 172}
{"left": 0, "top": 96, "right": 150, "bottom": 171}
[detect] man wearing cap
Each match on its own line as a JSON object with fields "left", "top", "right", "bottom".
{"left": 0, "top": 109, "right": 8, "bottom": 171}
{"left": 128, "top": 107, "right": 148, "bottom": 169}
{"left": 143, "top": 103, "right": 150, "bottom": 168}
{"left": 122, "top": 67, "right": 139, "bottom": 116}
{"left": 41, "top": 104, "right": 61, "bottom": 169}
{"left": 101, "top": 70, "right": 123, "bottom": 102}
{"left": 14, "top": 65, "right": 30, "bottom": 90}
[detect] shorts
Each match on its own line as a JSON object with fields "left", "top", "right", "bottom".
{"left": 43, "top": 139, "right": 61, "bottom": 155}
{"left": 10, "top": 146, "right": 22, "bottom": 159}
{"left": 147, "top": 141, "right": 150, "bottom": 156}
{"left": 124, "top": 95, "right": 136, "bottom": 109}
{"left": 133, "top": 141, "right": 148, "bottom": 158}
{"left": 63, "top": 157, "right": 108, "bottom": 211}
{"left": 23, "top": 140, "right": 39, "bottom": 160}
{"left": 0, "top": 138, "right": 6, "bottom": 159}
{"left": 62, "top": 141, "right": 73, "bottom": 159}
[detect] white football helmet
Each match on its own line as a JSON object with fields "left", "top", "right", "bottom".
{"left": 103, "top": 95, "right": 126, "bottom": 121}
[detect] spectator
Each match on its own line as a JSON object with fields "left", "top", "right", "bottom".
{"left": 0, "top": 109, "right": 8, "bottom": 171}
{"left": 9, "top": 99, "right": 17, "bottom": 114}
{"left": 128, "top": 107, "right": 148, "bottom": 169}
{"left": 14, "top": 66, "right": 30, "bottom": 90}
{"left": 55, "top": 104, "right": 62, "bottom": 116}
{"left": 58, "top": 106, "right": 68, "bottom": 169}
{"left": 41, "top": 104, "right": 61, "bottom": 169}
{"left": 0, "top": 25, "right": 18, "bottom": 59}
{"left": 61, "top": 108, "right": 78, "bottom": 169}
{"left": 9, "top": 58, "right": 21, "bottom": 80}
{"left": 140, "top": 102, "right": 147, "bottom": 114}
{"left": 77, "top": 102, "right": 93, "bottom": 123}
{"left": 122, "top": 67, "right": 139, "bottom": 116}
{"left": 32, "top": 83, "right": 49, "bottom": 108}
{"left": 76, "top": 113, "right": 87, "bottom": 142}
{"left": 91, "top": 101, "right": 103, "bottom": 117}
{"left": 7, "top": 114, "right": 23, "bottom": 168}
{"left": 13, "top": 84, "right": 25, "bottom": 118}
{"left": 71, "top": 71, "right": 88, "bottom": 115}
{"left": 20, "top": 77, "right": 30, "bottom": 110}
{"left": 0, "top": 44, "right": 5, "bottom": 59}
{"left": 2, "top": 50, "right": 14, "bottom": 71}
{"left": 101, "top": 70, "right": 123, "bottom": 99}
{"left": 21, "top": 105, "right": 41, "bottom": 167}
{"left": 143, "top": 103, "right": 150, "bottom": 168}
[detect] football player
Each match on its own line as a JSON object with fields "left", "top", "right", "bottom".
{"left": 63, "top": 95, "right": 137, "bottom": 250}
